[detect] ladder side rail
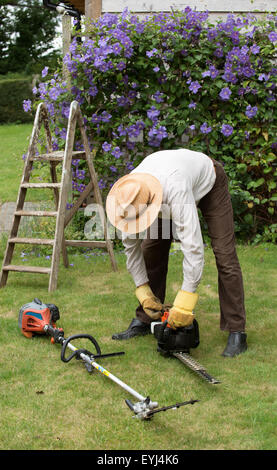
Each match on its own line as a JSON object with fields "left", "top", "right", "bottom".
{"left": 76, "top": 103, "right": 118, "bottom": 271}
{"left": 48, "top": 101, "right": 78, "bottom": 291}
{"left": 0, "top": 104, "right": 46, "bottom": 287}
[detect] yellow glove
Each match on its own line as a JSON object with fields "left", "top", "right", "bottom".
{"left": 135, "top": 284, "right": 163, "bottom": 320}
{"left": 167, "top": 290, "right": 198, "bottom": 329}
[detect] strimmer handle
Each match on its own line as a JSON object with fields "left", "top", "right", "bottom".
{"left": 61, "top": 334, "right": 102, "bottom": 363}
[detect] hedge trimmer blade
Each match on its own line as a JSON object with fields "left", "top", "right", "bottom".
{"left": 173, "top": 352, "right": 221, "bottom": 384}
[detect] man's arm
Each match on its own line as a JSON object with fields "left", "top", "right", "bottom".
{"left": 122, "top": 234, "right": 163, "bottom": 320}
{"left": 167, "top": 187, "right": 204, "bottom": 328}
{"left": 122, "top": 235, "right": 149, "bottom": 287}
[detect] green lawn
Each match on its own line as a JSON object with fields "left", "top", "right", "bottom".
{"left": 0, "top": 123, "right": 32, "bottom": 203}
{"left": 0, "top": 244, "right": 276, "bottom": 450}
{"left": 0, "top": 123, "right": 276, "bottom": 450}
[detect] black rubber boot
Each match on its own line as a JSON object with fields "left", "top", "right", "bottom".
{"left": 222, "top": 332, "right": 247, "bottom": 357}
{"left": 112, "top": 318, "right": 151, "bottom": 340}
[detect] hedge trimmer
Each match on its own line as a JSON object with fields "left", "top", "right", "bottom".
{"left": 151, "top": 311, "right": 221, "bottom": 385}
{"left": 18, "top": 299, "right": 198, "bottom": 420}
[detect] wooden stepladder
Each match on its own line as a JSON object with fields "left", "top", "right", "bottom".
{"left": 0, "top": 101, "right": 117, "bottom": 291}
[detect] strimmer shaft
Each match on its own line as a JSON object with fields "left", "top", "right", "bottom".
{"left": 65, "top": 341, "right": 147, "bottom": 402}
{"left": 43, "top": 324, "right": 198, "bottom": 420}
{"left": 173, "top": 352, "right": 221, "bottom": 384}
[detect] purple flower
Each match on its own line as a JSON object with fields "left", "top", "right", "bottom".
{"left": 155, "top": 126, "right": 168, "bottom": 140}
{"left": 117, "top": 96, "right": 129, "bottom": 107}
{"left": 126, "top": 141, "right": 135, "bottom": 150}
{"left": 268, "top": 31, "right": 277, "bottom": 43}
{"left": 126, "top": 161, "right": 134, "bottom": 171}
{"left": 153, "top": 91, "right": 164, "bottom": 103}
{"left": 92, "top": 113, "right": 101, "bottom": 123}
{"left": 245, "top": 105, "right": 258, "bottom": 118}
{"left": 188, "top": 102, "right": 196, "bottom": 109}
{"left": 109, "top": 165, "right": 117, "bottom": 173}
{"left": 221, "top": 124, "right": 234, "bottom": 137}
{"left": 117, "top": 124, "right": 127, "bottom": 136}
{"left": 146, "top": 48, "right": 158, "bottom": 58}
{"left": 101, "top": 111, "right": 112, "bottom": 122}
{"left": 127, "top": 120, "right": 145, "bottom": 138}
{"left": 76, "top": 169, "right": 85, "bottom": 180}
{"left": 23, "top": 99, "right": 32, "bottom": 112}
{"left": 214, "top": 48, "right": 223, "bottom": 58}
{"left": 52, "top": 139, "right": 59, "bottom": 151}
{"left": 222, "top": 71, "right": 237, "bottom": 83}
{"left": 148, "top": 125, "right": 168, "bottom": 141}
{"left": 38, "top": 82, "right": 47, "bottom": 98}
{"left": 200, "top": 122, "right": 212, "bottom": 134}
{"left": 77, "top": 183, "right": 86, "bottom": 193}
{"left": 250, "top": 44, "right": 260, "bottom": 54}
{"left": 63, "top": 53, "right": 77, "bottom": 73}
{"left": 135, "top": 23, "right": 145, "bottom": 34}
{"left": 41, "top": 66, "right": 49, "bottom": 78}
{"left": 88, "top": 85, "right": 98, "bottom": 97}
{"left": 46, "top": 102, "right": 55, "bottom": 116}
{"left": 153, "top": 66, "right": 160, "bottom": 72}
{"left": 231, "top": 31, "right": 240, "bottom": 45}
{"left": 112, "top": 42, "right": 122, "bottom": 55}
{"left": 209, "top": 65, "right": 219, "bottom": 79}
{"left": 102, "top": 141, "right": 112, "bottom": 152}
{"left": 111, "top": 147, "right": 123, "bottom": 159}
{"left": 98, "top": 178, "right": 106, "bottom": 189}
{"left": 258, "top": 73, "right": 270, "bottom": 82}
{"left": 147, "top": 106, "right": 160, "bottom": 121}
{"left": 49, "top": 86, "right": 62, "bottom": 101}
{"left": 117, "top": 61, "right": 126, "bottom": 71}
{"left": 59, "top": 128, "right": 67, "bottom": 140}
{"left": 219, "top": 87, "right": 232, "bottom": 100}
{"left": 242, "top": 66, "right": 255, "bottom": 78}
{"left": 189, "top": 81, "right": 201, "bottom": 94}
{"left": 207, "top": 28, "right": 218, "bottom": 41}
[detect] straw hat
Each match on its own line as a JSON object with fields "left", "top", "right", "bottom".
{"left": 106, "top": 173, "right": 163, "bottom": 234}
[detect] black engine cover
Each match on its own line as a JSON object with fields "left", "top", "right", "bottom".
{"left": 153, "top": 319, "right": 200, "bottom": 354}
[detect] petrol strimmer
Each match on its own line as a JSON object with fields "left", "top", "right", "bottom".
{"left": 18, "top": 299, "right": 198, "bottom": 420}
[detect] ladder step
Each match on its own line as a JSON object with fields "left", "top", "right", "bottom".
{"left": 65, "top": 240, "right": 107, "bottom": 249}
{"left": 2, "top": 265, "right": 51, "bottom": 274}
{"left": 21, "top": 183, "right": 61, "bottom": 189}
{"left": 15, "top": 210, "right": 58, "bottom": 217}
{"left": 30, "top": 150, "right": 86, "bottom": 162}
{"left": 9, "top": 237, "right": 54, "bottom": 245}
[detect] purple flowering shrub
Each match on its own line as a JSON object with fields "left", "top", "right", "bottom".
{"left": 29, "top": 7, "right": 277, "bottom": 241}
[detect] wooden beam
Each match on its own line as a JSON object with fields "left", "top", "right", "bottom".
{"left": 101, "top": 0, "right": 274, "bottom": 13}
{"left": 85, "top": 0, "right": 102, "bottom": 19}
{"left": 62, "top": 13, "right": 72, "bottom": 86}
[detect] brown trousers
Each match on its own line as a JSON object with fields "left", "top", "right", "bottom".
{"left": 135, "top": 161, "right": 246, "bottom": 332}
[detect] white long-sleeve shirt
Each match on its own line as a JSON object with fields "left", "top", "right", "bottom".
{"left": 121, "top": 149, "right": 216, "bottom": 293}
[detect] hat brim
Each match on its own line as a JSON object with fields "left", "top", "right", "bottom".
{"left": 106, "top": 173, "right": 163, "bottom": 234}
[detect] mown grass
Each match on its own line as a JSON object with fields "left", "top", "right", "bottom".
{"left": 0, "top": 123, "right": 32, "bottom": 203}
{"left": 0, "top": 123, "right": 276, "bottom": 450}
{"left": 0, "top": 243, "right": 276, "bottom": 450}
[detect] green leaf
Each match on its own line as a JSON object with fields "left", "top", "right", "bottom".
{"left": 268, "top": 181, "right": 277, "bottom": 191}
{"left": 244, "top": 214, "right": 253, "bottom": 224}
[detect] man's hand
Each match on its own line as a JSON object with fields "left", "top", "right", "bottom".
{"left": 136, "top": 283, "right": 163, "bottom": 320}
{"left": 167, "top": 290, "right": 198, "bottom": 329}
